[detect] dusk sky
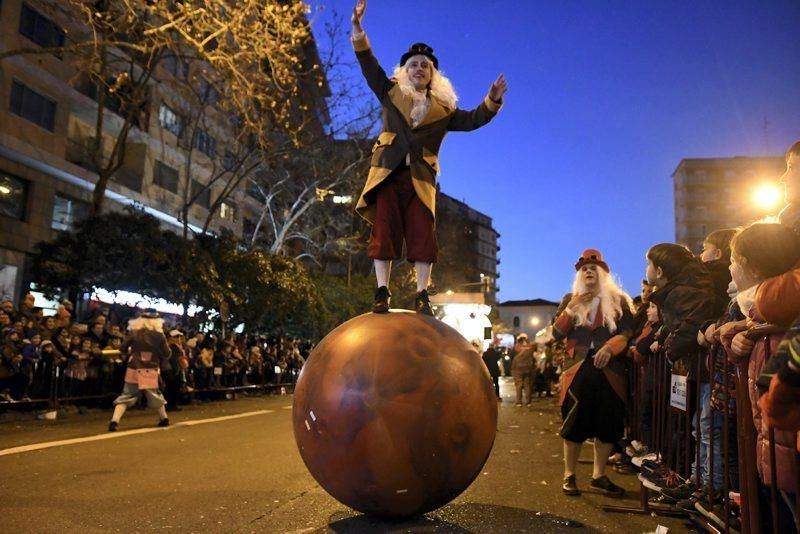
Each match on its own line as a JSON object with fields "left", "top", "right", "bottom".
{"left": 311, "top": 0, "right": 800, "bottom": 302}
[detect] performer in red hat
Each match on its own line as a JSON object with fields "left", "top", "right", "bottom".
{"left": 351, "top": 0, "right": 507, "bottom": 315}
{"left": 552, "top": 249, "right": 635, "bottom": 497}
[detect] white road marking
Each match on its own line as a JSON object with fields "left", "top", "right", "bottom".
{"left": 282, "top": 405, "right": 293, "bottom": 410}
{"left": 0, "top": 410, "right": 274, "bottom": 457}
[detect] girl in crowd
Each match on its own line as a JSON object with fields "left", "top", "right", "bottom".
{"left": 724, "top": 223, "right": 800, "bottom": 531}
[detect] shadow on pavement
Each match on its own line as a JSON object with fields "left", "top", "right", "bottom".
{"left": 325, "top": 502, "right": 594, "bottom": 532}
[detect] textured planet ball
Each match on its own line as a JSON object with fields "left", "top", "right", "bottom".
{"left": 292, "top": 310, "right": 498, "bottom": 518}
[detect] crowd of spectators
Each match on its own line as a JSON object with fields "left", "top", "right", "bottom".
{"left": 0, "top": 297, "right": 309, "bottom": 405}
{"left": 474, "top": 141, "right": 800, "bottom": 531}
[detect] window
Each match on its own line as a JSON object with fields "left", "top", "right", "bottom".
{"left": 193, "top": 129, "right": 216, "bottom": 158}
{"left": 51, "top": 194, "right": 89, "bottom": 231}
{"left": 9, "top": 80, "right": 56, "bottom": 131}
{"left": 19, "top": 3, "right": 64, "bottom": 50}
{"left": 223, "top": 150, "right": 236, "bottom": 171}
{"left": 513, "top": 316, "right": 520, "bottom": 328}
{"left": 243, "top": 218, "right": 256, "bottom": 240}
{"left": 220, "top": 201, "right": 235, "bottom": 220}
{"left": 191, "top": 179, "right": 210, "bottom": 208}
{"left": 199, "top": 78, "right": 219, "bottom": 105}
{"left": 161, "top": 53, "right": 187, "bottom": 80}
{"left": 158, "top": 103, "right": 184, "bottom": 138}
{"left": 153, "top": 161, "right": 179, "bottom": 193}
{"left": 0, "top": 171, "right": 29, "bottom": 220}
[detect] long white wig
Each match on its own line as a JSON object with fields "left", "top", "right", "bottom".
{"left": 570, "top": 269, "right": 634, "bottom": 333}
{"left": 128, "top": 317, "right": 165, "bottom": 332}
{"left": 392, "top": 59, "right": 458, "bottom": 124}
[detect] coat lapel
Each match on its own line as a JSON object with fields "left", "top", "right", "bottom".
{"left": 416, "top": 96, "right": 450, "bottom": 129}
{"left": 387, "top": 86, "right": 452, "bottom": 129}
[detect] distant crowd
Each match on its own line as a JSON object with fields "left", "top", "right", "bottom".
{"left": 0, "top": 296, "right": 309, "bottom": 405}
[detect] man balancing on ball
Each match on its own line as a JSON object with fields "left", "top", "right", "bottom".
{"left": 351, "top": 0, "right": 507, "bottom": 316}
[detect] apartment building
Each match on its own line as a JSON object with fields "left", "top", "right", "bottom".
{"left": 673, "top": 156, "right": 785, "bottom": 253}
{"left": 0, "top": 0, "right": 329, "bottom": 302}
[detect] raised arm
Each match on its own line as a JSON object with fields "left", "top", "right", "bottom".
{"left": 448, "top": 74, "right": 507, "bottom": 131}
{"left": 351, "top": 0, "right": 393, "bottom": 101}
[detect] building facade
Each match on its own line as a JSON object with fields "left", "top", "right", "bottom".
{"left": 435, "top": 191, "right": 501, "bottom": 305}
{"left": 673, "top": 156, "right": 785, "bottom": 253}
{"left": 496, "top": 298, "right": 560, "bottom": 339}
{"left": 0, "top": 0, "right": 328, "bottom": 303}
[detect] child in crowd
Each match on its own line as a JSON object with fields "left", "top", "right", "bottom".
{"left": 723, "top": 223, "right": 800, "bottom": 531}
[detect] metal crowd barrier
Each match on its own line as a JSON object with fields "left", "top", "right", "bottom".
{"left": 604, "top": 326, "right": 800, "bottom": 533}
{"left": 0, "top": 358, "right": 298, "bottom": 411}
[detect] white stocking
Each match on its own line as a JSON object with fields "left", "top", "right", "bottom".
{"left": 414, "top": 262, "right": 432, "bottom": 292}
{"left": 374, "top": 260, "right": 392, "bottom": 288}
{"left": 111, "top": 403, "right": 127, "bottom": 423}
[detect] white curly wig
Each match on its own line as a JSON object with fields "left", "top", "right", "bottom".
{"left": 570, "top": 268, "right": 633, "bottom": 333}
{"left": 392, "top": 58, "right": 458, "bottom": 124}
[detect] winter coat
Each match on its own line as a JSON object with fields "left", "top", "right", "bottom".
{"left": 352, "top": 31, "right": 501, "bottom": 224}
{"left": 510, "top": 345, "right": 535, "bottom": 374}
{"left": 704, "top": 259, "right": 733, "bottom": 319}
{"left": 121, "top": 329, "right": 170, "bottom": 388}
{"left": 552, "top": 293, "right": 634, "bottom": 406}
{"left": 648, "top": 258, "right": 716, "bottom": 379}
{"left": 754, "top": 261, "right": 800, "bottom": 327}
{"left": 758, "top": 318, "right": 800, "bottom": 441}
{"left": 737, "top": 325, "right": 797, "bottom": 493}
{"left": 481, "top": 347, "right": 501, "bottom": 377}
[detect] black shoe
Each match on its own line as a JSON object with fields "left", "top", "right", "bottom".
{"left": 414, "top": 289, "right": 433, "bottom": 316}
{"left": 661, "top": 481, "right": 697, "bottom": 500}
{"left": 590, "top": 475, "right": 625, "bottom": 497}
{"left": 108, "top": 421, "right": 118, "bottom": 432}
{"left": 158, "top": 418, "right": 170, "bottom": 427}
{"left": 562, "top": 474, "right": 580, "bottom": 496}
{"left": 373, "top": 286, "right": 391, "bottom": 313}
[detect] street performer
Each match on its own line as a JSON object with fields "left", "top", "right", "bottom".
{"left": 107, "top": 309, "right": 172, "bottom": 432}
{"left": 552, "top": 250, "right": 634, "bottom": 498}
{"left": 351, "top": 0, "right": 507, "bottom": 315}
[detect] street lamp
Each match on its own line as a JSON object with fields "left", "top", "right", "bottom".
{"left": 753, "top": 182, "right": 782, "bottom": 212}
{"left": 530, "top": 317, "right": 540, "bottom": 327}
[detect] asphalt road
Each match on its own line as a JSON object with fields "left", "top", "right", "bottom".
{"left": 0, "top": 379, "right": 693, "bottom": 533}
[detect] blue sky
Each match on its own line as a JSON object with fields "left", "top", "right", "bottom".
{"left": 310, "top": 0, "right": 800, "bottom": 301}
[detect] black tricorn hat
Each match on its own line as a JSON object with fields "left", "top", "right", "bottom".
{"left": 139, "top": 308, "right": 160, "bottom": 319}
{"left": 400, "top": 42, "right": 439, "bottom": 70}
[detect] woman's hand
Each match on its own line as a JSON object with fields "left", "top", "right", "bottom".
{"left": 352, "top": 0, "right": 366, "bottom": 32}
{"left": 593, "top": 345, "right": 613, "bottom": 368}
{"left": 488, "top": 74, "right": 508, "bottom": 102}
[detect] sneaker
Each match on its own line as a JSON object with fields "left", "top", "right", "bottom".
{"left": 562, "top": 474, "right": 580, "bottom": 496}
{"left": 373, "top": 286, "right": 391, "bottom": 313}
{"left": 638, "top": 471, "right": 683, "bottom": 492}
{"left": 590, "top": 475, "right": 625, "bottom": 497}
{"left": 632, "top": 453, "right": 659, "bottom": 468}
{"left": 414, "top": 289, "right": 433, "bottom": 316}
{"left": 157, "top": 418, "right": 170, "bottom": 427}
{"left": 515, "top": 403, "right": 523, "bottom": 407}
{"left": 108, "top": 421, "right": 118, "bottom": 432}
{"left": 677, "top": 497, "right": 702, "bottom": 513}
{"left": 661, "top": 481, "right": 698, "bottom": 500}
{"left": 613, "top": 460, "right": 637, "bottom": 475}
{"left": 0, "top": 391, "right": 15, "bottom": 402}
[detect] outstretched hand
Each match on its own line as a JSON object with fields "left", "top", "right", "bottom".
{"left": 352, "top": 0, "right": 366, "bottom": 31}
{"left": 488, "top": 74, "right": 508, "bottom": 102}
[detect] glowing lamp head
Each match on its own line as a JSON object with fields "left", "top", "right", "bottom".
{"left": 753, "top": 183, "right": 782, "bottom": 212}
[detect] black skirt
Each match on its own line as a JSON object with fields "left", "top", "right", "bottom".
{"left": 560, "top": 352, "right": 625, "bottom": 444}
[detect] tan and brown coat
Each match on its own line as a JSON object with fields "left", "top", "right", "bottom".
{"left": 353, "top": 33, "right": 502, "bottom": 224}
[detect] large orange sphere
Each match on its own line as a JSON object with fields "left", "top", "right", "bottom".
{"left": 292, "top": 310, "right": 498, "bottom": 518}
